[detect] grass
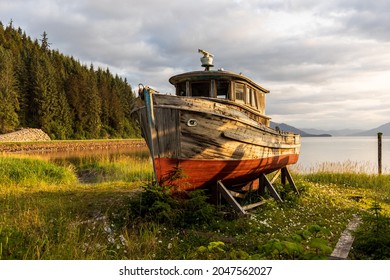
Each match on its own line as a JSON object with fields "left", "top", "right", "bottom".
{"left": 0, "top": 156, "right": 389, "bottom": 259}
{"left": 66, "top": 153, "right": 153, "bottom": 183}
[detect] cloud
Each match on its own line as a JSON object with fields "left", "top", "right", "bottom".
{"left": 1, "top": 0, "right": 389, "bottom": 130}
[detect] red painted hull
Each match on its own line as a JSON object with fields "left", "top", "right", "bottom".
{"left": 154, "top": 154, "right": 299, "bottom": 191}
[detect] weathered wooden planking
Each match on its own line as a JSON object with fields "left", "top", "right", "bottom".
{"left": 330, "top": 215, "right": 361, "bottom": 259}
{"left": 154, "top": 94, "right": 271, "bottom": 127}
{"left": 136, "top": 101, "right": 299, "bottom": 162}
{"left": 153, "top": 107, "right": 181, "bottom": 158}
{"left": 180, "top": 110, "right": 299, "bottom": 160}
{"left": 223, "top": 131, "right": 300, "bottom": 149}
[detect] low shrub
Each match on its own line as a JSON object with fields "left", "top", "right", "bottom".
{"left": 351, "top": 201, "right": 390, "bottom": 259}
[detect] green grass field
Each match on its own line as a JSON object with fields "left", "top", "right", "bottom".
{"left": 0, "top": 155, "right": 388, "bottom": 259}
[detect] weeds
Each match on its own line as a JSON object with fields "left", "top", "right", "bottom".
{"left": 260, "top": 224, "right": 332, "bottom": 259}
{"left": 130, "top": 183, "right": 216, "bottom": 228}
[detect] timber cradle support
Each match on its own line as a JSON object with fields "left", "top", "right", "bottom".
{"left": 216, "top": 167, "right": 299, "bottom": 216}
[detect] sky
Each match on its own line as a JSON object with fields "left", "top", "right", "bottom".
{"left": 1, "top": 0, "right": 390, "bottom": 131}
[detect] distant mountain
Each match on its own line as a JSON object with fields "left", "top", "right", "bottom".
{"left": 350, "top": 122, "right": 390, "bottom": 136}
{"left": 301, "top": 128, "right": 364, "bottom": 136}
{"left": 270, "top": 122, "right": 331, "bottom": 137}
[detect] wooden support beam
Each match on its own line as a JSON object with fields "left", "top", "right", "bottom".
{"left": 217, "top": 180, "right": 247, "bottom": 216}
{"left": 217, "top": 180, "right": 267, "bottom": 215}
{"left": 259, "top": 176, "right": 266, "bottom": 197}
{"left": 242, "top": 200, "right": 267, "bottom": 211}
{"left": 215, "top": 168, "right": 299, "bottom": 216}
{"left": 270, "top": 169, "right": 281, "bottom": 184}
{"left": 229, "top": 190, "right": 246, "bottom": 199}
{"left": 281, "top": 167, "right": 299, "bottom": 195}
{"left": 260, "top": 174, "right": 283, "bottom": 202}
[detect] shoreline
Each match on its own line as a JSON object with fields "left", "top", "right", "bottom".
{"left": 0, "top": 139, "right": 146, "bottom": 153}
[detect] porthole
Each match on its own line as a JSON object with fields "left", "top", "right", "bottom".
{"left": 187, "top": 119, "right": 198, "bottom": 127}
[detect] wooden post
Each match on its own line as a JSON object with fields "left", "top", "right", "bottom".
{"left": 378, "top": 132, "right": 382, "bottom": 175}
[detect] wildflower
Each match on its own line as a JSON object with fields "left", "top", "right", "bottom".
{"left": 119, "top": 234, "right": 128, "bottom": 247}
{"left": 108, "top": 236, "right": 115, "bottom": 244}
{"left": 104, "top": 225, "right": 112, "bottom": 234}
{"left": 259, "top": 220, "right": 271, "bottom": 228}
{"left": 167, "top": 243, "right": 172, "bottom": 249}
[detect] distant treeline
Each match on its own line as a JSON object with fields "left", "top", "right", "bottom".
{"left": 0, "top": 20, "right": 140, "bottom": 139}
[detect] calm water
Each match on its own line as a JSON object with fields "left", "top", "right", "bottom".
{"left": 293, "top": 136, "right": 390, "bottom": 174}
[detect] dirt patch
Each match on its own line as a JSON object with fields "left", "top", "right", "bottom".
{"left": 0, "top": 128, "right": 51, "bottom": 142}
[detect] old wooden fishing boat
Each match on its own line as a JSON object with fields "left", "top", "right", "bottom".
{"left": 132, "top": 50, "right": 300, "bottom": 192}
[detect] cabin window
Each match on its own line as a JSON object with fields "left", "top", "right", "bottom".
{"left": 216, "top": 80, "right": 229, "bottom": 99}
{"left": 191, "top": 81, "right": 210, "bottom": 97}
{"left": 235, "top": 83, "right": 245, "bottom": 102}
{"left": 176, "top": 82, "right": 187, "bottom": 96}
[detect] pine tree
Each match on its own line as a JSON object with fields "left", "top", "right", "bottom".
{"left": 84, "top": 66, "right": 102, "bottom": 138}
{"left": 40, "top": 31, "right": 51, "bottom": 51}
{"left": 17, "top": 43, "right": 36, "bottom": 127}
{"left": 31, "top": 51, "right": 62, "bottom": 138}
{"left": 50, "top": 51, "right": 73, "bottom": 139}
{"left": 53, "top": 89, "right": 73, "bottom": 139}
{"left": 0, "top": 46, "right": 20, "bottom": 133}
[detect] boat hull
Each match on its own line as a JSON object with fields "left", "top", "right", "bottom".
{"left": 155, "top": 155, "right": 299, "bottom": 191}
{"left": 132, "top": 94, "right": 300, "bottom": 191}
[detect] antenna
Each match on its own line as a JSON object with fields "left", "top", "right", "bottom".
{"left": 198, "top": 49, "right": 214, "bottom": 71}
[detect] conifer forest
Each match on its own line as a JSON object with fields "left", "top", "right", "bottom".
{"left": 0, "top": 21, "right": 140, "bottom": 139}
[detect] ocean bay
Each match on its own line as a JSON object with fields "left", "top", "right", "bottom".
{"left": 294, "top": 136, "right": 390, "bottom": 174}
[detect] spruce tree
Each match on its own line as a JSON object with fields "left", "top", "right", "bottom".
{"left": 0, "top": 47, "right": 20, "bottom": 133}
{"left": 84, "top": 67, "right": 102, "bottom": 138}
{"left": 31, "top": 51, "right": 60, "bottom": 138}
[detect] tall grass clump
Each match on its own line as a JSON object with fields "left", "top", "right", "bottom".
{"left": 71, "top": 154, "right": 153, "bottom": 183}
{"left": 0, "top": 157, "right": 77, "bottom": 188}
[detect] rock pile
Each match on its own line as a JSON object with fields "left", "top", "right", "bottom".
{"left": 0, "top": 128, "right": 51, "bottom": 142}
